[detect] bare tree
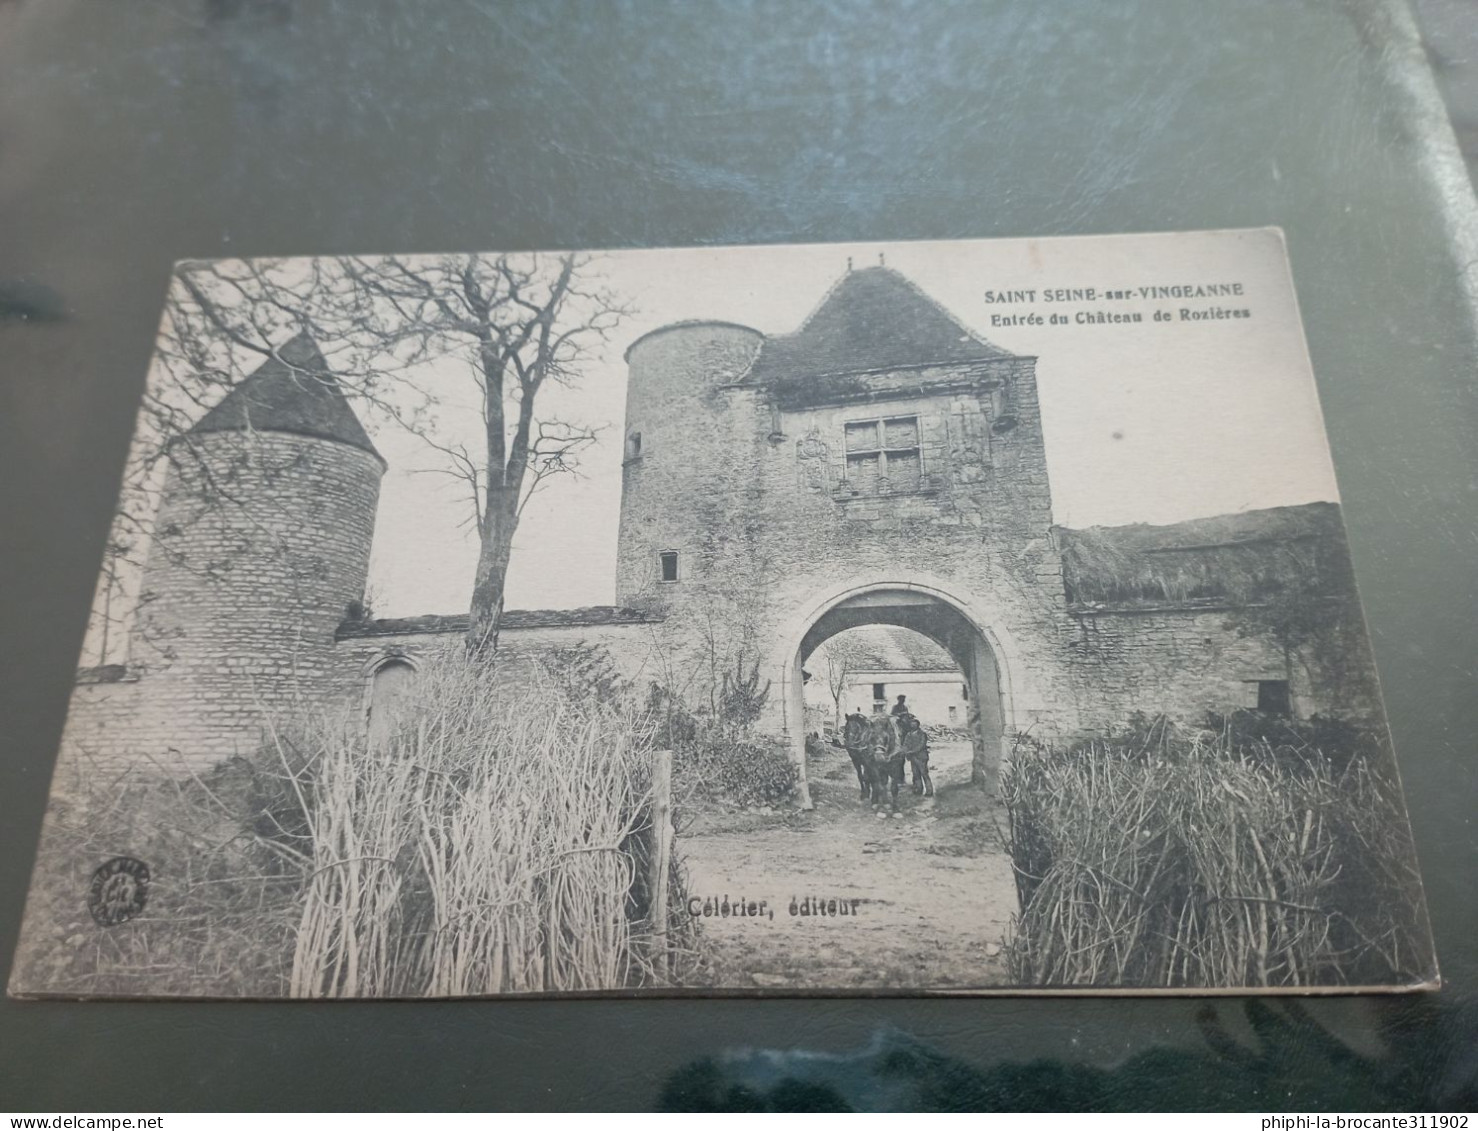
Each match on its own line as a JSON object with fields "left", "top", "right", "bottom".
{"left": 96, "top": 252, "right": 625, "bottom": 663}
{"left": 813, "top": 636, "right": 868, "bottom": 731}
{"left": 331, "top": 253, "right": 627, "bottom": 654}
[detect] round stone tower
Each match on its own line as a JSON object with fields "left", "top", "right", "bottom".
{"left": 130, "top": 334, "right": 384, "bottom": 769}
{"left": 615, "top": 321, "right": 764, "bottom": 601}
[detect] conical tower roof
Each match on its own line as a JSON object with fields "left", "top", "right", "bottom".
{"left": 189, "top": 333, "right": 382, "bottom": 462}
{"left": 746, "top": 265, "right": 1014, "bottom": 385}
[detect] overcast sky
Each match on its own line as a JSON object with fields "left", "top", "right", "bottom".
{"left": 360, "top": 229, "right": 1339, "bottom": 617}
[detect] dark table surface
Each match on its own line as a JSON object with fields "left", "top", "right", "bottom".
{"left": 1, "top": 0, "right": 1475, "bottom": 1112}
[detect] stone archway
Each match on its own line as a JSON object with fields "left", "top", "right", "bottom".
{"left": 775, "top": 579, "right": 1015, "bottom": 807}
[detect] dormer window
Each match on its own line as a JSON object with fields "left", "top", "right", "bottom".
{"left": 844, "top": 415, "right": 921, "bottom": 492}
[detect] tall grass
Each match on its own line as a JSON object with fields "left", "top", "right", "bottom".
{"left": 11, "top": 753, "right": 299, "bottom": 998}
{"left": 278, "top": 658, "right": 678, "bottom": 997}
{"left": 13, "top": 658, "right": 687, "bottom": 999}
{"left": 1002, "top": 714, "right": 1429, "bottom": 988}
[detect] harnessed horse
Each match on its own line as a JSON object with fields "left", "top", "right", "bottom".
{"left": 864, "top": 713, "right": 906, "bottom": 816}
{"left": 841, "top": 710, "right": 873, "bottom": 800}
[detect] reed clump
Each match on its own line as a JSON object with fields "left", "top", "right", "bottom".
{"left": 1002, "top": 713, "right": 1428, "bottom": 988}
{"left": 278, "top": 657, "right": 683, "bottom": 997}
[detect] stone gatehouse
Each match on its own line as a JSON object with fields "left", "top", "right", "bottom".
{"left": 60, "top": 266, "right": 1379, "bottom": 792}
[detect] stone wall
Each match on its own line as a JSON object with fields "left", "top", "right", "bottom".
{"left": 616, "top": 322, "right": 764, "bottom": 599}
{"left": 57, "top": 429, "right": 384, "bottom": 776}
{"left": 332, "top": 617, "right": 663, "bottom": 692}
{"left": 1066, "top": 596, "right": 1384, "bottom": 731}
{"left": 1067, "top": 605, "right": 1287, "bottom": 731}
{"left": 57, "top": 614, "right": 663, "bottom": 783}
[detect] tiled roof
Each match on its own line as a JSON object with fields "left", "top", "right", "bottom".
{"left": 745, "top": 266, "right": 1014, "bottom": 385}
{"left": 190, "top": 332, "right": 382, "bottom": 462}
{"left": 816, "top": 624, "right": 957, "bottom": 673}
{"left": 336, "top": 606, "right": 659, "bottom": 639}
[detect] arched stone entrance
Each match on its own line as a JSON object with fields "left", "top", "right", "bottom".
{"left": 775, "top": 578, "right": 1015, "bottom": 807}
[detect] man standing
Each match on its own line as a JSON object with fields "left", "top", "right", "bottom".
{"left": 899, "top": 712, "right": 933, "bottom": 798}
{"left": 890, "top": 693, "right": 909, "bottom": 717}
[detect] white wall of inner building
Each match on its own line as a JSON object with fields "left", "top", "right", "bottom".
{"left": 804, "top": 668, "right": 968, "bottom": 730}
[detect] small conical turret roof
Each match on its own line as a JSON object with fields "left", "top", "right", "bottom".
{"left": 746, "top": 265, "right": 1014, "bottom": 384}
{"left": 189, "top": 333, "right": 382, "bottom": 461}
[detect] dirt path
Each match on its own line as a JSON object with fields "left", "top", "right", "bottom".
{"left": 679, "top": 737, "right": 1019, "bottom": 991}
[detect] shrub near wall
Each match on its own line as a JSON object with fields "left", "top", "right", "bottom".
{"left": 650, "top": 683, "right": 798, "bottom": 809}
{"left": 12, "top": 756, "right": 301, "bottom": 998}
{"left": 1002, "top": 713, "right": 1428, "bottom": 989}
{"left": 673, "top": 734, "right": 798, "bottom": 808}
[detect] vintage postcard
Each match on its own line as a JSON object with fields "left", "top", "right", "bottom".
{"left": 9, "top": 230, "right": 1438, "bottom": 997}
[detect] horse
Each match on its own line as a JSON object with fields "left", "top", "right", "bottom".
{"left": 864, "top": 713, "right": 906, "bottom": 817}
{"left": 841, "top": 710, "right": 873, "bottom": 801}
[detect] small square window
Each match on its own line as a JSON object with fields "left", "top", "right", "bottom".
{"left": 872, "top": 682, "right": 886, "bottom": 702}
{"left": 888, "top": 449, "right": 921, "bottom": 484}
{"left": 847, "top": 452, "right": 881, "bottom": 492}
{"left": 659, "top": 550, "right": 679, "bottom": 582}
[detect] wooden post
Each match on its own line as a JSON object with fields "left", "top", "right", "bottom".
{"left": 648, "top": 749, "right": 674, "bottom": 981}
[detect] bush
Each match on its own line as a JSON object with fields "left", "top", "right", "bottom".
{"left": 647, "top": 682, "right": 797, "bottom": 807}
{"left": 1002, "top": 712, "right": 1428, "bottom": 988}
{"left": 12, "top": 756, "right": 299, "bottom": 998}
{"left": 673, "top": 732, "right": 798, "bottom": 808}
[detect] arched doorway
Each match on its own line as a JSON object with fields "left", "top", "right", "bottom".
{"left": 782, "top": 582, "right": 1011, "bottom": 805}
{"left": 366, "top": 657, "right": 418, "bottom": 747}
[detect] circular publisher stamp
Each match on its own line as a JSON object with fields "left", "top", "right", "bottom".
{"left": 87, "top": 856, "right": 150, "bottom": 927}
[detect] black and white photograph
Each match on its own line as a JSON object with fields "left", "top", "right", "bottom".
{"left": 8, "top": 228, "right": 1438, "bottom": 998}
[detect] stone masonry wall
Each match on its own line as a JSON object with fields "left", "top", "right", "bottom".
{"left": 1067, "top": 606, "right": 1288, "bottom": 731}
{"left": 616, "top": 322, "right": 764, "bottom": 599}
{"left": 58, "top": 617, "right": 660, "bottom": 785}
{"left": 1066, "top": 596, "right": 1384, "bottom": 731}
{"left": 332, "top": 620, "right": 663, "bottom": 692}
{"left": 58, "top": 430, "right": 384, "bottom": 776}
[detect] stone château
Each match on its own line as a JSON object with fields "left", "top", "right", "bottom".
{"left": 61, "top": 266, "right": 1380, "bottom": 791}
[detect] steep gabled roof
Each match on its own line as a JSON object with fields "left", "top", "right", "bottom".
{"left": 745, "top": 265, "right": 1014, "bottom": 385}
{"left": 189, "top": 332, "right": 381, "bottom": 461}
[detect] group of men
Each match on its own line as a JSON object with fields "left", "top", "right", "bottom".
{"left": 840, "top": 694, "right": 934, "bottom": 817}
